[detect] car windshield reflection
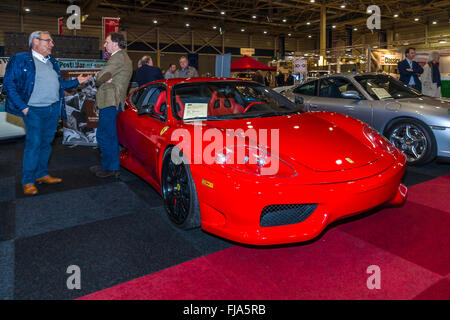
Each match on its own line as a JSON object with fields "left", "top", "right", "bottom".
{"left": 171, "top": 81, "right": 302, "bottom": 121}
{"left": 355, "top": 74, "right": 421, "bottom": 100}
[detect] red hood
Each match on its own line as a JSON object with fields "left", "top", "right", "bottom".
{"left": 195, "top": 113, "right": 377, "bottom": 172}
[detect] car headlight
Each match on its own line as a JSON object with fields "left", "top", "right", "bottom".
{"left": 215, "top": 145, "right": 296, "bottom": 177}
{"left": 363, "top": 126, "right": 396, "bottom": 154}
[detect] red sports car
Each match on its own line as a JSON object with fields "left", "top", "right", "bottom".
{"left": 117, "top": 78, "right": 407, "bottom": 245}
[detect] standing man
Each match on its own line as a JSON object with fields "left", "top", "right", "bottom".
{"left": 3, "top": 30, "right": 91, "bottom": 195}
{"left": 133, "top": 55, "right": 163, "bottom": 87}
{"left": 91, "top": 32, "right": 132, "bottom": 178}
{"left": 175, "top": 56, "right": 199, "bottom": 78}
{"left": 398, "top": 47, "right": 423, "bottom": 91}
{"left": 164, "top": 63, "right": 177, "bottom": 79}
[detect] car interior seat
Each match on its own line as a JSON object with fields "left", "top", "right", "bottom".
{"left": 154, "top": 91, "right": 166, "bottom": 115}
{"left": 174, "top": 95, "right": 185, "bottom": 118}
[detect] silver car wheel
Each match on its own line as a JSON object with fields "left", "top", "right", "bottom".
{"left": 389, "top": 123, "right": 428, "bottom": 163}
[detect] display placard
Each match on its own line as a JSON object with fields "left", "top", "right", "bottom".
{"left": 183, "top": 103, "right": 208, "bottom": 120}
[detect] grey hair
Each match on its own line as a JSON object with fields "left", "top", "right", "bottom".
{"left": 28, "top": 31, "right": 51, "bottom": 48}
{"left": 140, "top": 56, "right": 152, "bottom": 65}
{"left": 427, "top": 51, "right": 439, "bottom": 62}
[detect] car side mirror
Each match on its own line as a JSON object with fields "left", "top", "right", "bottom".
{"left": 295, "top": 96, "right": 304, "bottom": 105}
{"left": 341, "top": 90, "right": 361, "bottom": 100}
{"left": 138, "top": 104, "right": 154, "bottom": 116}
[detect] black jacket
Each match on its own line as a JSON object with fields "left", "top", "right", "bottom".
{"left": 133, "top": 64, "right": 163, "bottom": 87}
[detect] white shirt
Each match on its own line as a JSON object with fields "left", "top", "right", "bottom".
{"left": 406, "top": 58, "right": 415, "bottom": 85}
{"left": 32, "top": 49, "right": 50, "bottom": 64}
{"left": 111, "top": 49, "right": 121, "bottom": 57}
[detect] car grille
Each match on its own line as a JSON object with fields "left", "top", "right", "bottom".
{"left": 260, "top": 204, "right": 318, "bottom": 227}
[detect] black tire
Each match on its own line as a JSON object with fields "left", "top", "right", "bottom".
{"left": 161, "top": 147, "right": 201, "bottom": 229}
{"left": 385, "top": 119, "right": 436, "bottom": 166}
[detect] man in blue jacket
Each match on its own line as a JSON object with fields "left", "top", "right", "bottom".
{"left": 3, "top": 31, "right": 91, "bottom": 195}
{"left": 133, "top": 56, "right": 163, "bottom": 87}
{"left": 398, "top": 47, "right": 423, "bottom": 91}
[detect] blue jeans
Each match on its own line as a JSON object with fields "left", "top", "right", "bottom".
{"left": 22, "top": 103, "right": 60, "bottom": 185}
{"left": 96, "top": 106, "right": 121, "bottom": 171}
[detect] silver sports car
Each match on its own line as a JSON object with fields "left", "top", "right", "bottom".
{"left": 282, "top": 73, "right": 450, "bottom": 165}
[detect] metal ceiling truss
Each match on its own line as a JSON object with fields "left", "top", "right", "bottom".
{"left": 2, "top": 0, "right": 449, "bottom": 37}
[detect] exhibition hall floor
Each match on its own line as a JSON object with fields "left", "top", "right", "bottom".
{"left": 1, "top": 137, "right": 449, "bottom": 300}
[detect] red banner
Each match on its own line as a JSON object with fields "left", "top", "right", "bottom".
{"left": 58, "top": 17, "right": 64, "bottom": 35}
{"left": 102, "top": 17, "right": 120, "bottom": 59}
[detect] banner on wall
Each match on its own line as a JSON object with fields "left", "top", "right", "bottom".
{"left": 293, "top": 59, "right": 307, "bottom": 73}
{"left": 102, "top": 17, "right": 120, "bottom": 59}
{"left": 60, "top": 59, "right": 106, "bottom": 146}
{"left": 58, "top": 17, "right": 64, "bottom": 35}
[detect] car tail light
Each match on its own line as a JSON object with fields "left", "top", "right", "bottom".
{"left": 363, "top": 126, "right": 396, "bottom": 154}
{"left": 215, "top": 146, "right": 296, "bottom": 177}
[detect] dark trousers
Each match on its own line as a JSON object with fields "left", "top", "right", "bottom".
{"left": 96, "top": 106, "right": 121, "bottom": 171}
{"left": 22, "top": 103, "right": 60, "bottom": 185}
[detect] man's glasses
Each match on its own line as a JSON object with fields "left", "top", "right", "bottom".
{"left": 38, "top": 38, "right": 54, "bottom": 44}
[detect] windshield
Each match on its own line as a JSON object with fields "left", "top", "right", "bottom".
{"left": 355, "top": 74, "right": 421, "bottom": 100}
{"left": 171, "top": 81, "right": 301, "bottom": 121}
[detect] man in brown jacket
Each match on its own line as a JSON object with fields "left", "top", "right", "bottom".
{"left": 91, "top": 32, "right": 132, "bottom": 178}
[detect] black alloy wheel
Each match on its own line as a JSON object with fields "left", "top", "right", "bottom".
{"left": 161, "top": 147, "right": 201, "bottom": 229}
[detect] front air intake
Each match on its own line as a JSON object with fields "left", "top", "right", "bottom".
{"left": 260, "top": 204, "right": 318, "bottom": 227}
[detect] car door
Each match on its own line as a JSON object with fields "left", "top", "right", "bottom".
{"left": 291, "top": 80, "right": 318, "bottom": 108}
{"left": 125, "top": 83, "right": 169, "bottom": 182}
{"left": 313, "top": 77, "right": 373, "bottom": 126}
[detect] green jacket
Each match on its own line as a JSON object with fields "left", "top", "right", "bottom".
{"left": 95, "top": 50, "right": 132, "bottom": 109}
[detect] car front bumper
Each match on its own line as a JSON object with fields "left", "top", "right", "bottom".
{"left": 195, "top": 160, "right": 407, "bottom": 245}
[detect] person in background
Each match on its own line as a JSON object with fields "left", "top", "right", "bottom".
{"left": 264, "top": 72, "right": 272, "bottom": 87}
{"left": 286, "top": 73, "right": 295, "bottom": 86}
{"left": 398, "top": 47, "right": 423, "bottom": 91}
{"left": 252, "top": 70, "right": 264, "bottom": 85}
{"left": 133, "top": 55, "right": 163, "bottom": 87}
{"left": 165, "top": 63, "right": 177, "bottom": 79}
{"left": 276, "top": 71, "right": 285, "bottom": 87}
{"left": 421, "top": 51, "right": 442, "bottom": 98}
{"left": 175, "top": 56, "right": 199, "bottom": 78}
{"left": 90, "top": 32, "right": 132, "bottom": 178}
{"left": 3, "top": 30, "right": 91, "bottom": 195}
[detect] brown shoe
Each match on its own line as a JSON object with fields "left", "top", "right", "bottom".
{"left": 23, "top": 183, "right": 38, "bottom": 195}
{"left": 36, "top": 175, "right": 62, "bottom": 184}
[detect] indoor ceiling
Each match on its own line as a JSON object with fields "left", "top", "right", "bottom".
{"left": 2, "top": 0, "right": 450, "bottom": 37}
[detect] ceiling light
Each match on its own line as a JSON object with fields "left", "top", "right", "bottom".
{"left": 185, "top": 23, "right": 190, "bottom": 27}
{"left": 153, "top": 20, "right": 158, "bottom": 24}
{"left": 353, "top": 28, "right": 358, "bottom": 31}
{"left": 288, "top": 33, "right": 292, "bottom": 37}
{"left": 439, "top": 40, "right": 447, "bottom": 44}
{"left": 332, "top": 25, "right": 336, "bottom": 29}
{"left": 252, "top": 15, "right": 257, "bottom": 19}
{"left": 282, "top": 18, "right": 287, "bottom": 23}
{"left": 393, "top": 14, "right": 399, "bottom": 18}
{"left": 24, "top": 8, "right": 31, "bottom": 12}
{"left": 432, "top": 21, "right": 437, "bottom": 24}
{"left": 308, "top": 35, "right": 312, "bottom": 38}
{"left": 212, "top": 26, "right": 217, "bottom": 29}
{"left": 183, "top": 6, "right": 189, "bottom": 11}
{"left": 310, "top": 0, "right": 315, "bottom": 2}
{"left": 263, "top": 30, "right": 268, "bottom": 34}
{"left": 414, "top": 18, "right": 419, "bottom": 21}
{"left": 306, "top": 22, "right": 311, "bottom": 25}
{"left": 220, "top": 11, "right": 225, "bottom": 15}
{"left": 340, "top": 5, "right": 346, "bottom": 8}
{"left": 241, "top": 28, "right": 245, "bottom": 32}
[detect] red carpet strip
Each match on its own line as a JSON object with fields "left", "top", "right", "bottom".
{"left": 79, "top": 175, "right": 450, "bottom": 300}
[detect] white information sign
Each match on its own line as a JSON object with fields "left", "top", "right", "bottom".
{"left": 371, "top": 88, "right": 392, "bottom": 100}
{"left": 183, "top": 103, "right": 208, "bottom": 120}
